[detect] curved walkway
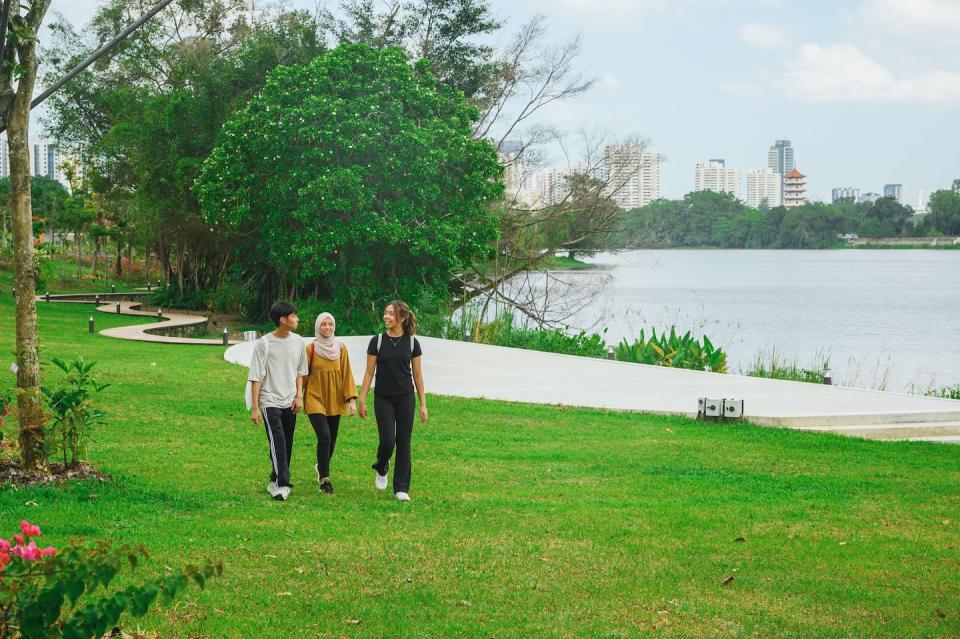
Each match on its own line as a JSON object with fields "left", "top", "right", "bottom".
{"left": 226, "top": 336, "right": 960, "bottom": 443}
{"left": 37, "top": 292, "right": 239, "bottom": 345}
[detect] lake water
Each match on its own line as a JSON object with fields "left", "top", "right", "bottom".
{"left": 540, "top": 250, "right": 960, "bottom": 392}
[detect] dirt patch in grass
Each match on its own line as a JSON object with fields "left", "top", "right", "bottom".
{"left": 0, "top": 460, "right": 110, "bottom": 487}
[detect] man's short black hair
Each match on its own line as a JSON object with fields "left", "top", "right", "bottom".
{"left": 269, "top": 301, "right": 297, "bottom": 327}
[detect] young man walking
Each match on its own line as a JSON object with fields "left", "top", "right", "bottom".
{"left": 249, "top": 301, "right": 308, "bottom": 500}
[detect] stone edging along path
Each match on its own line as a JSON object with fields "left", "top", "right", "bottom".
{"left": 36, "top": 292, "right": 239, "bottom": 345}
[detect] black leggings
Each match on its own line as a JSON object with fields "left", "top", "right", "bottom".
{"left": 373, "top": 394, "right": 415, "bottom": 493}
{"left": 308, "top": 413, "right": 341, "bottom": 478}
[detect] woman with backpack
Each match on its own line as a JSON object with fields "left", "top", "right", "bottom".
{"left": 303, "top": 312, "right": 357, "bottom": 494}
{"left": 358, "top": 300, "right": 428, "bottom": 502}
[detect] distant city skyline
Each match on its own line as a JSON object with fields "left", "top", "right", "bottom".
{"left": 45, "top": 0, "right": 959, "bottom": 204}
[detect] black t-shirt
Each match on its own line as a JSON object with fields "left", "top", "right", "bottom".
{"left": 367, "top": 333, "right": 422, "bottom": 397}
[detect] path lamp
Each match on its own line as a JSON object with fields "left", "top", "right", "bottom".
{"left": 95, "top": 294, "right": 100, "bottom": 306}
{"left": 147, "top": 281, "right": 152, "bottom": 291}
{"left": 606, "top": 346, "right": 615, "bottom": 360}
{"left": 823, "top": 369, "right": 833, "bottom": 386}
{"left": 111, "top": 284, "right": 116, "bottom": 293}
{"left": 115, "top": 302, "right": 121, "bottom": 314}
{"left": 88, "top": 316, "right": 95, "bottom": 334}
{"left": 222, "top": 328, "right": 229, "bottom": 345}
{"left": 157, "top": 308, "right": 163, "bottom": 322}
{"left": 44, "top": 291, "right": 50, "bottom": 302}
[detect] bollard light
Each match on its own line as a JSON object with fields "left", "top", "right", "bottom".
{"left": 606, "top": 346, "right": 615, "bottom": 360}
{"left": 463, "top": 331, "right": 472, "bottom": 343}
{"left": 111, "top": 284, "right": 116, "bottom": 293}
{"left": 222, "top": 328, "right": 229, "bottom": 345}
{"left": 147, "top": 281, "right": 152, "bottom": 291}
{"left": 88, "top": 316, "right": 95, "bottom": 333}
{"left": 11, "top": 288, "right": 15, "bottom": 298}
{"left": 157, "top": 308, "right": 163, "bottom": 322}
{"left": 823, "top": 369, "right": 833, "bottom": 386}
{"left": 115, "top": 302, "right": 121, "bottom": 314}
{"left": 45, "top": 291, "right": 50, "bottom": 302}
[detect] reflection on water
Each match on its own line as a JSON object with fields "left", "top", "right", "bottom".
{"left": 541, "top": 249, "right": 960, "bottom": 392}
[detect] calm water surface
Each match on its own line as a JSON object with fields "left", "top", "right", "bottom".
{"left": 561, "top": 250, "right": 960, "bottom": 391}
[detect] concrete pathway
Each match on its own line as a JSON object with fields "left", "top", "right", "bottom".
{"left": 226, "top": 335, "right": 960, "bottom": 443}
{"left": 38, "top": 293, "right": 239, "bottom": 345}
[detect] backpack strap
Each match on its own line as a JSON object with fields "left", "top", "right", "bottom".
{"left": 376, "top": 333, "right": 382, "bottom": 354}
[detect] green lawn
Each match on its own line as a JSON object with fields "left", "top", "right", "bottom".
{"left": 1, "top": 270, "right": 959, "bottom": 638}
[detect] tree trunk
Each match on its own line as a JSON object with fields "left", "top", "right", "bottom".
{"left": 8, "top": 5, "right": 50, "bottom": 471}
{"left": 114, "top": 236, "right": 122, "bottom": 278}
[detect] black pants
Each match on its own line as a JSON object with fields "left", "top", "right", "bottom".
{"left": 373, "top": 393, "right": 415, "bottom": 493}
{"left": 261, "top": 406, "right": 296, "bottom": 488}
{"left": 308, "top": 413, "right": 341, "bottom": 478}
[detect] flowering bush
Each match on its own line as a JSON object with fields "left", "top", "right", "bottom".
{"left": 0, "top": 520, "right": 223, "bottom": 639}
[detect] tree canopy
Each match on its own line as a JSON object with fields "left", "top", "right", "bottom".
{"left": 195, "top": 43, "right": 504, "bottom": 317}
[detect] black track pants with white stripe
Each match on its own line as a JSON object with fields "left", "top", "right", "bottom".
{"left": 262, "top": 406, "right": 296, "bottom": 488}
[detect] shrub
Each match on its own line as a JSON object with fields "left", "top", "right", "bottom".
{"left": 745, "top": 348, "right": 830, "bottom": 384}
{"left": 40, "top": 358, "right": 110, "bottom": 468}
{"left": 615, "top": 327, "right": 728, "bottom": 373}
{"left": 925, "top": 385, "right": 960, "bottom": 400}
{"left": 0, "top": 520, "right": 223, "bottom": 639}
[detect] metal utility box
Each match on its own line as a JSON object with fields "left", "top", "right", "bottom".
{"left": 698, "top": 398, "right": 723, "bottom": 418}
{"left": 723, "top": 399, "right": 744, "bottom": 419}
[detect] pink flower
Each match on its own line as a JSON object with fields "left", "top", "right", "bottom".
{"left": 0, "top": 552, "right": 9, "bottom": 570}
{"left": 28, "top": 525, "right": 40, "bottom": 537}
{"left": 12, "top": 534, "right": 23, "bottom": 544}
{"left": 20, "top": 521, "right": 30, "bottom": 536}
{"left": 0, "top": 539, "right": 9, "bottom": 553}
{"left": 39, "top": 546, "right": 56, "bottom": 557}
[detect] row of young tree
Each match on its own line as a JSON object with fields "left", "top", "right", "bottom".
{"left": 612, "top": 189, "right": 960, "bottom": 250}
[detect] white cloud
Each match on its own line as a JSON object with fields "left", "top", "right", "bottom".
{"left": 774, "top": 42, "right": 960, "bottom": 103}
{"left": 858, "top": 0, "right": 960, "bottom": 31}
{"left": 738, "top": 22, "right": 790, "bottom": 49}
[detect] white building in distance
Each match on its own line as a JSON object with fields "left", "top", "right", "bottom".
{"left": 602, "top": 143, "right": 662, "bottom": 210}
{"left": 0, "top": 134, "right": 67, "bottom": 187}
{"left": 746, "top": 168, "right": 782, "bottom": 208}
{"left": 694, "top": 159, "right": 741, "bottom": 200}
{"left": 783, "top": 168, "right": 807, "bottom": 208}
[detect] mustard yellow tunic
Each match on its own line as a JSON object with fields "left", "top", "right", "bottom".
{"left": 303, "top": 342, "right": 358, "bottom": 416}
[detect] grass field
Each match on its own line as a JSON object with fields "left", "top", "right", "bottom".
{"left": 1, "top": 269, "right": 959, "bottom": 638}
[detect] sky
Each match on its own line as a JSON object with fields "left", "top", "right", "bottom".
{"left": 43, "top": 0, "right": 960, "bottom": 204}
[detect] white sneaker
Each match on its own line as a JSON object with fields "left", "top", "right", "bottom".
{"left": 277, "top": 486, "right": 291, "bottom": 501}
{"left": 395, "top": 492, "right": 411, "bottom": 502}
{"left": 267, "top": 481, "right": 280, "bottom": 498}
{"left": 375, "top": 473, "right": 388, "bottom": 490}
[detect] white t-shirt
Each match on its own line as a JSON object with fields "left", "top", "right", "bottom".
{"left": 248, "top": 333, "right": 308, "bottom": 409}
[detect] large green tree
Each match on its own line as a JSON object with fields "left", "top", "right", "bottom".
{"left": 1, "top": 0, "right": 53, "bottom": 471}
{"left": 926, "top": 189, "right": 960, "bottom": 235}
{"left": 195, "top": 43, "right": 503, "bottom": 316}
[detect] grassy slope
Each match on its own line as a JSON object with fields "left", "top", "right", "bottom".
{"left": 1, "top": 270, "right": 958, "bottom": 638}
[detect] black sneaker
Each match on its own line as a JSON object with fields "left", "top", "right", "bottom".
{"left": 319, "top": 479, "right": 334, "bottom": 495}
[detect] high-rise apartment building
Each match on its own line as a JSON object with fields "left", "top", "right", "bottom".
{"left": 883, "top": 183, "right": 902, "bottom": 203}
{"left": 0, "top": 134, "right": 66, "bottom": 187}
{"left": 603, "top": 144, "right": 662, "bottom": 210}
{"left": 694, "top": 160, "right": 742, "bottom": 200}
{"left": 783, "top": 168, "right": 807, "bottom": 208}
{"left": 498, "top": 139, "right": 529, "bottom": 203}
{"left": 832, "top": 186, "right": 860, "bottom": 203}
{"left": 746, "top": 168, "right": 782, "bottom": 208}
{"left": 768, "top": 139, "right": 794, "bottom": 192}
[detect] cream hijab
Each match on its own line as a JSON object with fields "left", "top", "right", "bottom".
{"left": 313, "top": 312, "right": 342, "bottom": 360}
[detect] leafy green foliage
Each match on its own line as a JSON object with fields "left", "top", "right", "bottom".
{"left": 0, "top": 521, "right": 223, "bottom": 639}
{"left": 196, "top": 43, "right": 503, "bottom": 318}
{"left": 614, "top": 327, "right": 728, "bottom": 373}
{"left": 40, "top": 358, "right": 110, "bottom": 468}
{"left": 925, "top": 385, "right": 960, "bottom": 400}
{"left": 925, "top": 189, "right": 960, "bottom": 235}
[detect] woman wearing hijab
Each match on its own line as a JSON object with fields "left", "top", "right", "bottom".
{"left": 304, "top": 312, "right": 358, "bottom": 494}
